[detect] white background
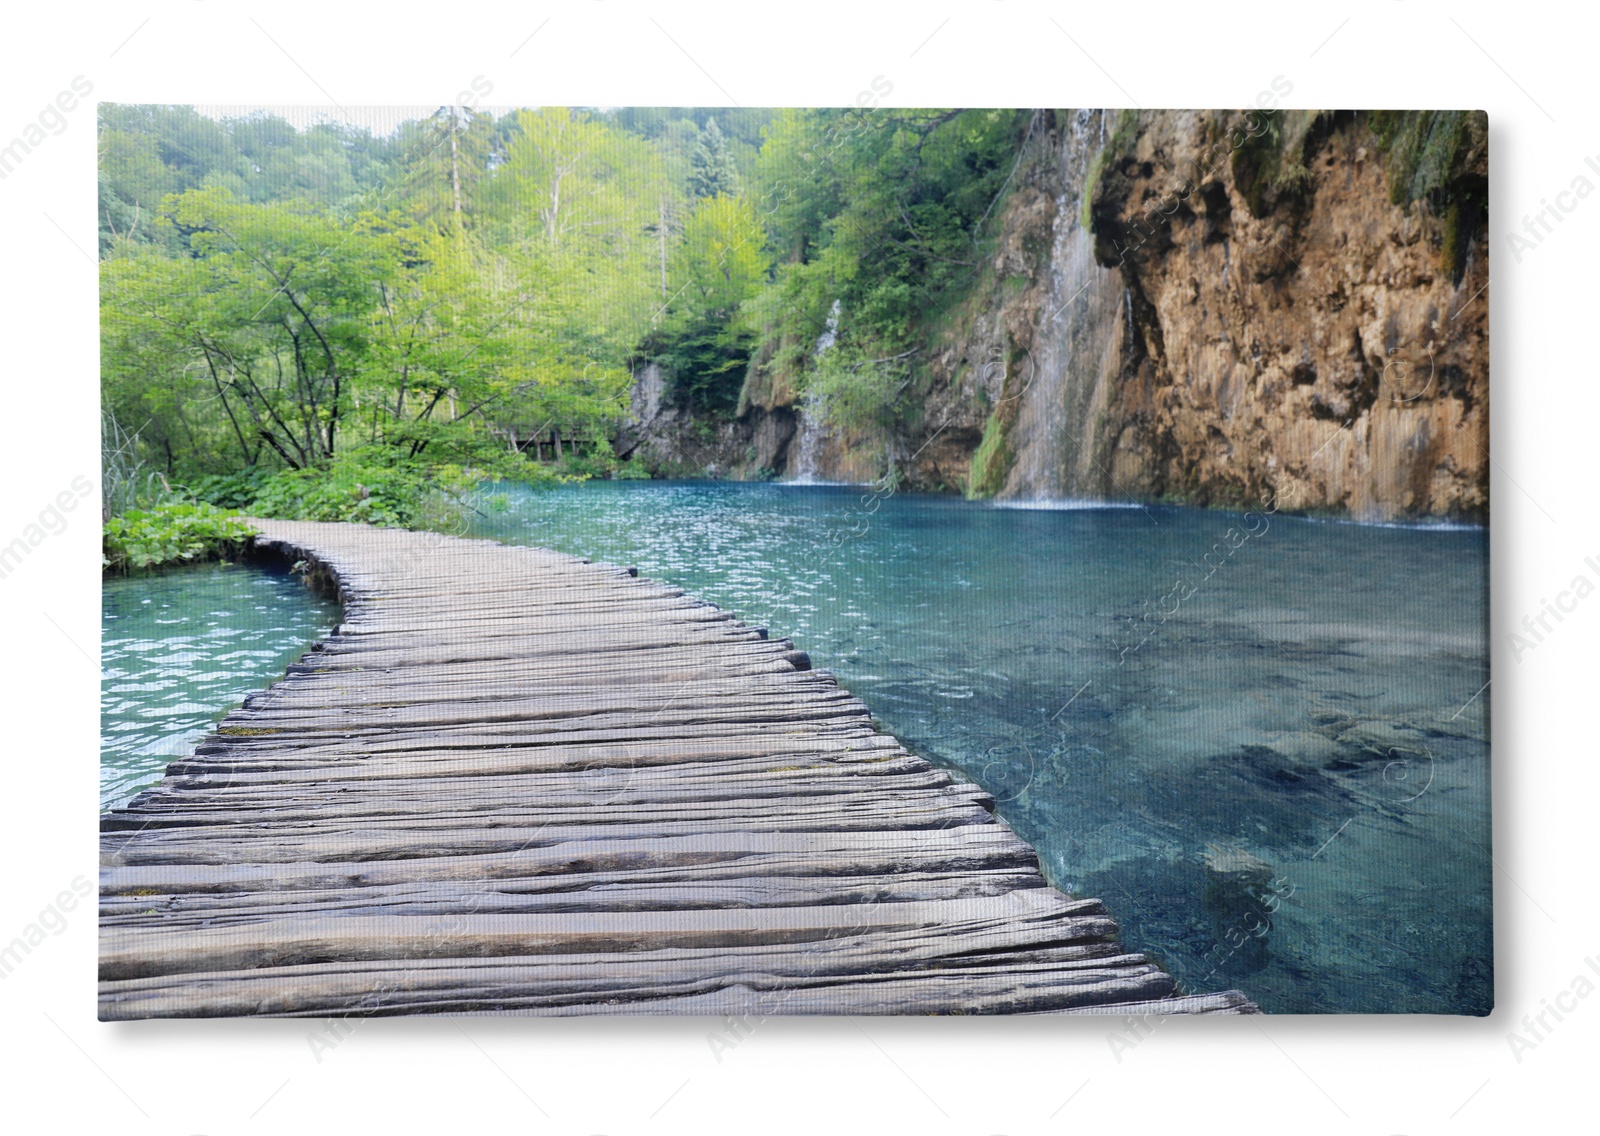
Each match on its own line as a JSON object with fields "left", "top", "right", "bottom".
{"left": 0, "top": 2, "right": 1593, "bottom": 1133}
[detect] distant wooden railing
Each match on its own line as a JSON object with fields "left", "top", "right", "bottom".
{"left": 494, "top": 425, "right": 603, "bottom": 462}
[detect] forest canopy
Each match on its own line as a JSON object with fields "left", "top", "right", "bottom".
{"left": 99, "top": 103, "right": 1029, "bottom": 536}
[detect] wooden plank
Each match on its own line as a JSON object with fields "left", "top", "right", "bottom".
{"left": 101, "top": 892, "right": 1119, "bottom": 980}
{"left": 100, "top": 518, "right": 1258, "bottom": 1018}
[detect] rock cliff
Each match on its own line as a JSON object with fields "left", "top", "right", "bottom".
{"left": 1082, "top": 108, "right": 1489, "bottom": 520}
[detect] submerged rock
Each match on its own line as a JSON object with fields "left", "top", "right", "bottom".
{"left": 1200, "top": 843, "right": 1277, "bottom": 976}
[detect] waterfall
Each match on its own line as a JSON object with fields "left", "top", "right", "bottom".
{"left": 1001, "top": 109, "right": 1127, "bottom": 503}
{"left": 790, "top": 390, "right": 827, "bottom": 483}
{"left": 814, "top": 298, "right": 841, "bottom": 355}
{"left": 787, "top": 300, "right": 841, "bottom": 484}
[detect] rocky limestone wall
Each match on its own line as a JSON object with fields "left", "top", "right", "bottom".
{"left": 612, "top": 361, "right": 782, "bottom": 479}
{"left": 1083, "top": 109, "right": 1489, "bottom": 521}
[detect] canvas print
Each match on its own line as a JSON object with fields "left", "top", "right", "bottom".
{"left": 98, "top": 103, "right": 1490, "bottom": 1018}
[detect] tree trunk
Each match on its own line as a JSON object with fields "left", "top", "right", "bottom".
{"left": 450, "top": 112, "right": 463, "bottom": 226}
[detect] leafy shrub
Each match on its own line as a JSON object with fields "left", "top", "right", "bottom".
{"left": 103, "top": 502, "right": 257, "bottom": 572}
{"left": 183, "top": 444, "right": 579, "bottom": 529}
{"left": 186, "top": 451, "right": 484, "bottom": 529}
{"left": 554, "top": 438, "right": 636, "bottom": 480}
{"left": 246, "top": 460, "right": 434, "bottom": 528}
{"left": 184, "top": 467, "right": 275, "bottom": 510}
{"left": 612, "top": 457, "right": 652, "bottom": 480}
{"left": 804, "top": 349, "right": 911, "bottom": 434}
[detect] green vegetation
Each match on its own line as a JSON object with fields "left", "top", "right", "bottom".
{"left": 743, "top": 108, "right": 1028, "bottom": 461}
{"left": 1229, "top": 110, "right": 1324, "bottom": 219}
{"left": 103, "top": 502, "right": 256, "bottom": 573}
{"left": 98, "top": 105, "right": 790, "bottom": 483}
{"left": 100, "top": 101, "right": 1484, "bottom": 537}
{"left": 688, "top": 117, "right": 743, "bottom": 199}
{"left": 967, "top": 408, "right": 1016, "bottom": 499}
{"left": 965, "top": 341, "right": 1028, "bottom": 499}
{"left": 100, "top": 102, "right": 1035, "bottom": 547}
{"left": 1368, "top": 110, "right": 1486, "bottom": 281}
{"left": 100, "top": 108, "right": 665, "bottom": 486}
{"left": 99, "top": 105, "right": 771, "bottom": 566}
{"left": 643, "top": 190, "right": 771, "bottom": 414}
{"left": 193, "top": 454, "right": 452, "bottom": 528}
{"left": 803, "top": 349, "right": 915, "bottom": 435}
{"left": 1371, "top": 110, "right": 1468, "bottom": 206}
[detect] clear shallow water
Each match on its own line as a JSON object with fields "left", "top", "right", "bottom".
{"left": 100, "top": 562, "right": 339, "bottom": 811}
{"left": 467, "top": 480, "right": 1491, "bottom": 1014}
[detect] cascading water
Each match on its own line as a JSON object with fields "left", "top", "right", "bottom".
{"left": 814, "top": 297, "right": 841, "bottom": 355}
{"left": 790, "top": 390, "right": 827, "bottom": 483}
{"left": 1002, "top": 109, "right": 1128, "bottom": 503}
{"left": 787, "top": 299, "right": 841, "bottom": 484}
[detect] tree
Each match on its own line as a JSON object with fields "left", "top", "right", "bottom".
{"left": 97, "top": 106, "right": 400, "bottom": 255}
{"left": 649, "top": 193, "right": 770, "bottom": 414}
{"left": 672, "top": 193, "right": 769, "bottom": 318}
{"left": 97, "top": 105, "right": 236, "bottom": 254}
{"left": 688, "top": 117, "right": 741, "bottom": 200}
{"left": 109, "top": 188, "right": 397, "bottom": 468}
{"left": 742, "top": 107, "right": 1027, "bottom": 442}
{"left": 399, "top": 107, "right": 495, "bottom": 232}
{"left": 479, "top": 108, "right": 667, "bottom": 377}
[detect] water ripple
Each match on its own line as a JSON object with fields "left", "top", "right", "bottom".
{"left": 100, "top": 562, "right": 338, "bottom": 811}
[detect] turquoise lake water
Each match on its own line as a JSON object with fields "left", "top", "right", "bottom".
{"left": 100, "top": 561, "right": 340, "bottom": 811}
{"left": 466, "top": 481, "right": 1492, "bottom": 1014}
{"left": 98, "top": 481, "right": 1491, "bottom": 1013}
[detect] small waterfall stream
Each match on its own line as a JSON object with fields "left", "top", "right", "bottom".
{"left": 790, "top": 391, "right": 827, "bottom": 483}
{"left": 788, "top": 299, "right": 841, "bottom": 484}
{"left": 1002, "top": 108, "right": 1128, "bottom": 503}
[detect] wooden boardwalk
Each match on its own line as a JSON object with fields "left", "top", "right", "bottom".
{"left": 100, "top": 519, "right": 1258, "bottom": 1018}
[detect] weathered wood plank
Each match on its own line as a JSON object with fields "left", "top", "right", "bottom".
{"left": 100, "top": 827, "right": 1047, "bottom": 895}
{"left": 101, "top": 892, "right": 1118, "bottom": 980}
